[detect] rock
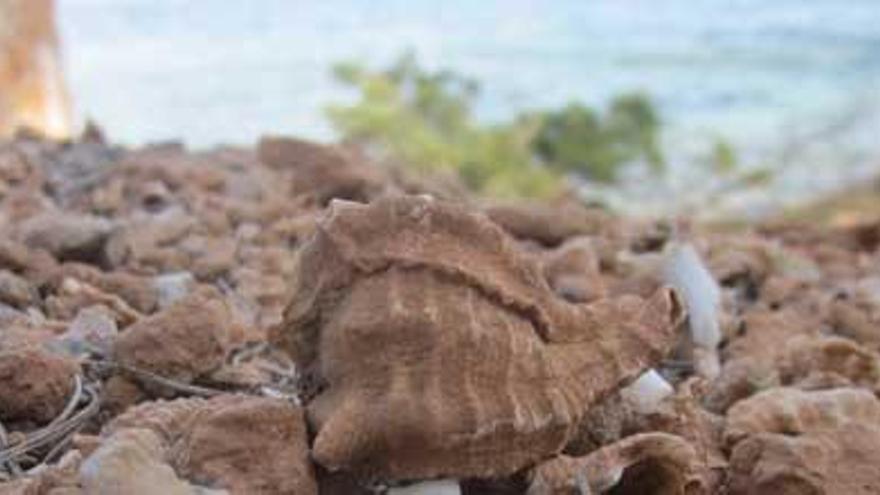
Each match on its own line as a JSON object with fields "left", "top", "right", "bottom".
{"left": 529, "top": 433, "right": 708, "bottom": 495}
{"left": 724, "top": 387, "right": 880, "bottom": 447}
{"left": 101, "top": 374, "right": 146, "bottom": 418}
{"left": 173, "top": 395, "right": 317, "bottom": 495}
{"left": 112, "top": 290, "right": 232, "bottom": 388}
{"left": 62, "top": 305, "right": 118, "bottom": 357}
{"left": 0, "top": 269, "right": 35, "bottom": 308}
{"left": 273, "top": 196, "right": 684, "bottom": 479}
{"left": 257, "top": 135, "right": 385, "bottom": 205}
{"left": 79, "top": 428, "right": 206, "bottom": 495}
{"left": 0, "top": 346, "right": 78, "bottom": 423}
{"left": 104, "top": 395, "right": 317, "bottom": 495}
{"left": 729, "top": 423, "right": 880, "bottom": 495}
{"left": 705, "top": 308, "right": 822, "bottom": 412}
{"left": 18, "top": 212, "right": 113, "bottom": 263}
{"left": 53, "top": 263, "right": 158, "bottom": 314}
{"left": 152, "top": 271, "right": 196, "bottom": 309}
{"left": 777, "top": 335, "right": 880, "bottom": 391}
{"left": 726, "top": 386, "right": 880, "bottom": 494}
{"left": 484, "top": 201, "right": 612, "bottom": 247}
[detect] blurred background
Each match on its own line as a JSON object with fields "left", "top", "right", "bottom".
{"left": 5, "top": 0, "right": 880, "bottom": 219}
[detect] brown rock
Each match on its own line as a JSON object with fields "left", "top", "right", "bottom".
{"left": 101, "top": 374, "right": 146, "bottom": 418}
{"left": 0, "top": 346, "right": 78, "bottom": 423}
{"left": 777, "top": 335, "right": 880, "bottom": 391}
{"left": 53, "top": 263, "right": 158, "bottom": 314}
{"left": 724, "top": 387, "right": 880, "bottom": 447}
{"left": 529, "top": 433, "right": 707, "bottom": 495}
{"left": 257, "top": 135, "right": 385, "bottom": 205}
{"left": 705, "top": 308, "right": 821, "bottom": 411}
{"left": 105, "top": 395, "right": 317, "bottom": 495}
{"left": 174, "top": 395, "right": 317, "bottom": 495}
{"left": 0, "top": 269, "right": 36, "bottom": 308}
{"left": 483, "top": 201, "right": 612, "bottom": 247}
{"left": 17, "top": 212, "right": 112, "bottom": 263}
{"left": 729, "top": 423, "right": 880, "bottom": 495}
{"left": 830, "top": 298, "right": 880, "bottom": 350}
{"left": 79, "top": 428, "right": 202, "bottom": 495}
{"left": 274, "top": 196, "right": 684, "bottom": 479}
{"left": 112, "top": 290, "right": 231, "bottom": 387}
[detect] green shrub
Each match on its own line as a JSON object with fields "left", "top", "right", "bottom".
{"left": 326, "top": 53, "right": 668, "bottom": 197}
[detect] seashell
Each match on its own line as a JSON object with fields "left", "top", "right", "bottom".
{"left": 273, "top": 195, "right": 684, "bottom": 479}
{"left": 528, "top": 432, "right": 707, "bottom": 495}
{"left": 724, "top": 386, "right": 880, "bottom": 447}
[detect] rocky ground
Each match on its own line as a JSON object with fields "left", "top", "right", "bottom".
{"left": 1, "top": 129, "right": 880, "bottom": 494}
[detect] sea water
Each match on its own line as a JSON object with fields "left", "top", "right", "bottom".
{"left": 58, "top": 0, "right": 880, "bottom": 214}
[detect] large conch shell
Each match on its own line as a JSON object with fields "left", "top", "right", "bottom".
{"left": 273, "top": 195, "right": 685, "bottom": 479}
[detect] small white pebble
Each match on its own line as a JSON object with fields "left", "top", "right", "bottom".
{"left": 153, "top": 271, "right": 196, "bottom": 309}
{"left": 621, "top": 369, "right": 674, "bottom": 413}
{"left": 388, "top": 479, "right": 461, "bottom": 495}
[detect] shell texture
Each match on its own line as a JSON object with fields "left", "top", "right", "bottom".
{"left": 273, "top": 195, "right": 684, "bottom": 479}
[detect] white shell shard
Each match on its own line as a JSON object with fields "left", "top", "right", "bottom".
{"left": 663, "top": 242, "right": 722, "bottom": 349}
{"left": 620, "top": 368, "right": 674, "bottom": 414}
{"left": 388, "top": 479, "right": 462, "bottom": 495}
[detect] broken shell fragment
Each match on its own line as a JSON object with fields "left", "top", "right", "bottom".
{"left": 274, "top": 195, "right": 684, "bottom": 479}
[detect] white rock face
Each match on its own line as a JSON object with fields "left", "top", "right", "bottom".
{"left": 388, "top": 479, "right": 462, "bottom": 495}
{"left": 663, "top": 242, "right": 722, "bottom": 349}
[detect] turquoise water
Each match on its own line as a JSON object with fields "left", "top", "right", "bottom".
{"left": 58, "top": 1, "right": 880, "bottom": 212}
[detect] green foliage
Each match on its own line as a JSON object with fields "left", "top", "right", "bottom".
{"left": 530, "top": 96, "right": 664, "bottom": 183}
{"left": 326, "top": 53, "right": 668, "bottom": 197}
{"left": 708, "top": 138, "right": 738, "bottom": 175}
